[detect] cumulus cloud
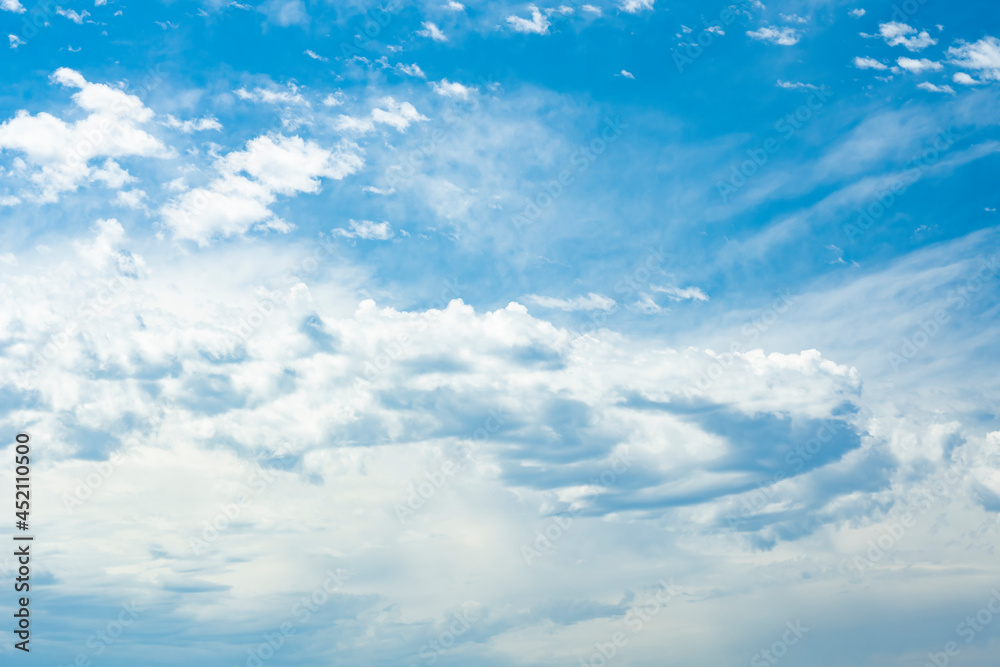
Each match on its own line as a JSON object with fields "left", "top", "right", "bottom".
{"left": 525, "top": 293, "right": 616, "bottom": 311}
{"left": 332, "top": 219, "right": 394, "bottom": 240}
{"left": 853, "top": 56, "right": 888, "bottom": 70}
{"left": 848, "top": 8, "right": 866, "bottom": 18}
{"left": 896, "top": 57, "right": 943, "bottom": 73}
{"left": 619, "top": 69, "right": 635, "bottom": 79}
{"left": 947, "top": 36, "right": 1000, "bottom": 81}
{"left": 952, "top": 72, "right": 981, "bottom": 85}
{"left": 431, "top": 79, "right": 477, "bottom": 99}
{"left": 336, "top": 97, "right": 428, "bottom": 135}
{"left": 160, "top": 134, "right": 363, "bottom": 245}
{"left": 916, "top": 81, "right": 955, "bottom": 94}
{"left": 418, "top": 21, "right": 447, "bottom": 42}
{"left": 56, "top": 7, "right": 90, "bottom": 23}
{"left": 619, "top": 0, "right": 654, "bottom": 12}
{"left": 0, "top": 68, "right": 169, "bottom": 202}
{"left": 8, "top": 33, "right": 24, "bottom": 48}
{"left": 1, "top": 0, "right": 25, "bottom": 13}
{"left": 162, "top": 114, "right": 222, "bottom": 133}
{"left": 874, "top": 22, "right": 937, "bottom": 51}
{"left": 746, "top": 25, "right": 801, "bottom": 46}
{"left": 506, "top": 5, "right": 550, "bottom": 34}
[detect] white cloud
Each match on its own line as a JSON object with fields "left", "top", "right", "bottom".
{"left": 916, "top": 82, "right": 955, "bottom": 94}
{"left": 849, "top": 8, "right": 866, "bottom": 18}
{"left": 853, "top": 56, "right": 888, "bottom": 70}
{"left": 0, "top": 195, "right": 21, "bottom": 205}
{"left": 777, "top": 80, "right": 819, "bottom": 90}
{"left": 114, "top": 188, "right": 147, "bottom": 210}
{"left": 322, "top": 92, "right": 345, "bottom": 107}
{"left": 506, "top": 5, "right": 549, "bottom": 34}
{"left": 393, "top": 62, "right": 426, "bottom": 78}
{"left": 582, "top": 3, "right": 602, "bottom": 15}
{"left": 162, "top": 114, "right": 222, "bottom": 133}
{"left": 418, "top": 21, "right": 448, "bottom": 42}
{"left": 56, "top": 7, "right": 90, "bottom": 23}
{"left": 1, "top": 0, "right": 25, "bottom": 13}
{"left": 952, "top": 72, "right": 980, "bottom": 85}
{"left": 431, "top": 79, "right": 477, "bottom": 99}
{"left": 234, "top": 84, "right": 307, "bottom": 106}
{"left": 0, "top": 68, "right": 169, "bottom": 202}
{"left": 304, "top": 49, "right": 328, "bottom": 62}
{"left": 947, "top": 36, "right": 1000, "bottom": 81}
{"left": 369, "top": 97, "right": 428, "bottom": 132}
{"left": 619, "top": 69, "right": 635, "bottom": 79}
{"left": 444, "top": 1, "right": 465, "bottom": 9}
{"left": 260, "top": 0, "right": 308, "bottom": 26}
{"left": 332, "top": 219, "right": 394, "bottom": 240}
{"left": 160, "top": 134, "right": 363, "bottom": 245}
{"left": 525, "top": 293, "right": 616, "bottom": 311}
{"left": 875, "top": 22, "right": 937, "bottom": 51}
{"left": 652, "top": 284, "right": 709, "bottom": 302}
{"left": 746, "top": 25, "right": 801, "bottom": 46}
{"left": 780, "top": 13, "right": 807, "bottom": 24}
{"left": 619, "top": 0, "right": 654, "bottom": 13}
{"left": 896, "top": 57, "right": 943, "bottom": 73}
{"left": 8, "top": 34, "right": 24, "bottom": 48}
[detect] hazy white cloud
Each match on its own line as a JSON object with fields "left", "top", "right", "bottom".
{"left": 56, "top": 7, "right": 90, "bottom": 23}
{"left": 618, "top": 69, "right": 635, "bottom": 79}
{"left": 619, "top": 0, "right": 654, "bottom": 13}
{"left": 853, "top": 56, "right": 888, "bottom": 70}
{"left": 747, "top": 25, "right": 800, "bottom": 46}
{"left": 8, "top": 33, "right": 24, "bottom": 48}
{"left": 418, "top": 21, "right": 448, "bottom": 42}
{"left": 916, "top": 81, "right": 955, "bottom": 94}
{"left": 332, "top": 219, "right": 394, "bottom": 240}
{"left": 162, "top": 114, "right": 222, "bottom": 133}
{"left": 653, "top": 284, "right": 709, "bottom": 302}
{"left": 431, "top": 79, "right": 476, "bottom": 99}
{"left": 234, "top": 84, "right": 307, "bottom": 106}
{"left": 1, "top": 0, "right": 25, "bottom": 13}
{"left": 506, "top": 5, "right": 549, "bottom": 34}
{"left": 777, "top": 80, "right": 819, "bottom": 90}
{"left": 304, "top": 49, "right": 328, "bottom": 62}
{"left": 525, "top": 292, "right": 616, "bottom": 311}
{"left": 848, "top": 8, "right": 866, "bottom": 18}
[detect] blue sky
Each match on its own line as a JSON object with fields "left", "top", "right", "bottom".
{"left": 1, "top": 0, "right": 1000, "bottom": 665}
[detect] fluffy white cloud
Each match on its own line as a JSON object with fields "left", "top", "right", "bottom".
{"left": 418, "top": 21, "right": 447, "bottom": 42}
{"left": 8, "top": 33, "right": 24, "bottom": 48}
{"left": 162, "top": 114, "right": 222, "bottom": 133}
{"left": 652, "top": 284, "right": 709, "bottom": 302}
{"left": 234, "top": 84, "right": 307, "bottom": 106}
{"left": 525, "top": 292, "right": 616, "bottom": 311}
{"left": 337, "top": 97, "right": 428, "bottom": 135}
{"left": 1, "top": 0, "right": 25, "bottom": 13}
{"left": 849, "top": 8, "right": 866, "bottom": 18}
{"left": 952, "top": 72, "right": 980, "bottom": 85}
{"left": 304, "top": 49, "right": 328, "bottom": 62}
{"left": 875, "top": 22, "right": 936, "bottom": 51}
{"left": 947, "top": 36, "right": 1000, "bottom": 81}
{"left": 56, "top": 7, "right": 90, "bottom": 23}
{"left": 506, "top": 5, "right": 549, "bottom": 34}
{"left": 746, "top": 25, "right": 801, "bottom": 46}
{"left": 916, "top": 81, "right": 955, "bottom": 94}
{"left": 0, "top": 68, "right": 169, "bottom": 202}
{"left": 896, "top": 57, "right": 943, "bottom": 73}
{"left": 431, "top": 79, "right": 477, "bottom": 99}
{"left": 161, "top": 134, "right": 363, "bottom": 245}
{"left": 332, "top": 219, "right": 394, "bottom": 240}
{"left": 853, "top": 56, "right": 888, "bottom": 70}
{"left": 619, "top": 0, "right": 654, "bottom": 12}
